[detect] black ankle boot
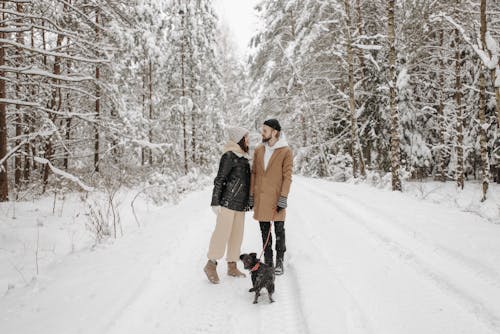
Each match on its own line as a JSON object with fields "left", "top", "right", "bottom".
{"left": 275, "top": 258, "right": 284, "bottom": 275}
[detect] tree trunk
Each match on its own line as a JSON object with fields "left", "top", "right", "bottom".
{"left": 149, "top": 59, "right": 153, "bottom": 165}
{"left": 387, "top": 0, "right": 401, "bottom": 191}
{"left": 29, "top": 17, "right": 36, "bottom": 173}
{"left": 191, "top": 109, "right": 196, "bottom": 165}
{"left": 188, "top": 18, "right": 196, "bottom": 166}
{"left": 436, "top": 29, "right": 446, "bottom": 182}
{"left": 354, "top": 0, "right": 367, "bottom": 176}
{"left": 478, "top": 0, "right": 489, "bottom": 201}
{"left": 14, "top": 3, "right": 24, "bottom": 192}
{"left": 494, "top": 77, "right": 500, "bottom": 129}
{"left": 344, "top": 0, "right": 360, "bottom": 178}
{"left": 43, "top": 29, "right": 64, "bottom": 193}
{"left": 454, "top": 20, "right": 464, "bottom": 190}
{"left": 64, "top": 49, "right": 71, "bottom": 170}
{"left": 141, "top": 63, "right": 146, "bottom": 166}
{"left": 181, "top": 10, "right": 188, "bottom": 174}
{"left": 94, "top": 9, "right": 100, "bottom": 172}
{"left": 0, "top": 2, "right": 8, "bottom": 201}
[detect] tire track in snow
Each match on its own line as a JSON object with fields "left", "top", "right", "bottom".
{"left": 327, "top": 184, "right": 500, "bottom": 291}
{"left": 290, "top": 197, "right": 375, "bottom": 334}
{"left": 297, "top": 179, "right": 500, "bottom": 333}
{"left": 102, "top": 218, "right": 198, "bottom": 333}
{"left": 255, "top": 263, "right": 310, "bottom": 334}
{"left": 103, "top": 191, "right": 239, "bottom": 334}
{"left": 103, "top": 189, "right": 309, "bottom": 334}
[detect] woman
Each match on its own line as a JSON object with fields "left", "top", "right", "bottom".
{"left": 204, "top": 126, "right": 251, "bottom": 284}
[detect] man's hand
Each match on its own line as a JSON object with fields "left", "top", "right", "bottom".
{"left": 277, "top": 196, "right": 287, "bottom": 212}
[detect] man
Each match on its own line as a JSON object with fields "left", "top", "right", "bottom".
{"left": 249, "top": 119, "right": 293, "bottom": 275}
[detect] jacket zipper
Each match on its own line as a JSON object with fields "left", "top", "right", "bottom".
{"left": 234, "top": 182, "right": 243, "bottom": 197}
{"left": 229, "top": 179, "right": 240, "bottom": 195}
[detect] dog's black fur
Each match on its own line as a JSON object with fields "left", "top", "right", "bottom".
{"left": 239, "top": 253, "right": 275, "bottom": 304}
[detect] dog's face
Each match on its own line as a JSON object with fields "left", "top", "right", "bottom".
{"left": 239, "top": 253, "right": 258, "bottom": 270}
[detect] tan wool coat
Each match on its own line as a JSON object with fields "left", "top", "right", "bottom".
{"left": 251, "top": 144, "right": 293, "bottom": 221}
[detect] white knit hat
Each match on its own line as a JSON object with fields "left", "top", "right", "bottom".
{"left": 226, "top": 126, "right": 249, "bottom": 143}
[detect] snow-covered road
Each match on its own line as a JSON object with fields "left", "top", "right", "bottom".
{"left": 1, "top": 176, "right": 499, "bottom": 333}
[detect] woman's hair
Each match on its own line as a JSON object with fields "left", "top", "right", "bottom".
{"left": 237, "top": 136, "right": 249, "bottom": 153}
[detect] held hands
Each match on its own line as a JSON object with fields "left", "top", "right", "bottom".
{"left": 276, "top": 196, "right": 287, "bottom": 212}
{"left": 248, "top": 194, "right": 254, "bottom": 210}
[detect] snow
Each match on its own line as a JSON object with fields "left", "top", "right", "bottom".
{"left": 1, "top": 176, "right": 500, "bottom": 333}
{"left": 0, "top": 65, "right": 95, "bottom": 82}
{"left": 397, "top": 67, "right": 409, "bottom": 91}
{"left": 435, "top": 13, "right": 498, "bottom": 70}
{"left": 33, "top": 157, "right": 94, "bottom": 192}
{"left": 353, "top": 43, "right": 382, "bottom": 51}
{"left": 485, "top": 32, "right": 499, "bottom": 61}
{"left": 496, "top": 67, "right": 500, "bottom": 88}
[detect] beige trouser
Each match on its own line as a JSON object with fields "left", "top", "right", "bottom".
{"left": 207, "top": 207, "right": 245, "bottom": 262}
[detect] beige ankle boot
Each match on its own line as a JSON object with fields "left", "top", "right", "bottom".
{"left": 204, "top": 260, "right": 220, "bottom": 284}
{"left": 227, "top": 261, "right": 246, "bottom": 277}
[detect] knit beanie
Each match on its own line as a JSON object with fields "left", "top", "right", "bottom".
{"left": 263, "top": 118, "right": 281, "bottom": 131}
{"left": 226, "top": 126, "right": 249, "bottom": 143}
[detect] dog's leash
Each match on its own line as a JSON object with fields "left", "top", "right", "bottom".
{"left": 251, "top": 210, "right": 278, "bottom": 272}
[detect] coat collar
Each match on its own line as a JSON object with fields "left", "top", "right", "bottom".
{"left": 223, "top": 141, "right": 249, "bottom": 159}
{"left": 261, "top": 132, "right": 288, "bottom": 171}
{"left": 257, "top": 144, "right": 285, "bottom": 173}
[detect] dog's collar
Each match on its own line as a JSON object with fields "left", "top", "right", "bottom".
{"left": 250, "top": 263, "right": 260, "bottom": 272}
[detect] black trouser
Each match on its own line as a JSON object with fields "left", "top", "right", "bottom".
{"left": 259, "top": 221, "right": 286, "bottom": 266}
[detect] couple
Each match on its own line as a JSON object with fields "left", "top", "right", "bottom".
{"left": 204, "top": 119, "right": 293, "bottom": 284}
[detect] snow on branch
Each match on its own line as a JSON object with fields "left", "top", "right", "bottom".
{"left": 0, "top": 39, "right": 108, "bottom": 64}
{"left": 0, "top": 140, "right": 29, "bottom": 171}
{"left": 0, "top": 66, "right": 94, "bottom": 82}
{"left": 131, "top": 140, "right": 174, "bottom": 150}
{"left": 33, "top": 157, "right": 94, "bottom": 192}
{"left": 55, "top": 0, "right": 111, "bottom": 33}
{"left": 0, "top": 26, "right": 32, "bottom": 33}
{"left": 432, "top": 12, "right": 498, "bottom": 71}
{"left": 0, "top": 9, "right": 101, "bottom": 50}
{"left": 0, "top": 98, "right": 97, "bottom": 123}
{"left": 353, "top": 44, "right": 382, "bottom": 51}
{"left": 0, "top": 98, "right": 38, "bottom": 107}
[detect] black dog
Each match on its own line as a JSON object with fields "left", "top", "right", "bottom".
{"left": 240, "top": 253, "right": 275, "bottom": 304}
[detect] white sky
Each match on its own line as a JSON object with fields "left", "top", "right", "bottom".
{"left": 214, "top": 0, "right": 260, "bottom": 57}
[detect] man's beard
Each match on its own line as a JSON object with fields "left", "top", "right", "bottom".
{"left": 262, "top": 135, "right": 271, "bottom": 143}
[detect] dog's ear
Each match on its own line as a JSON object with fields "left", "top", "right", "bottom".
{"left": 249, "top": 252, "right": 257, "bottom": 259}
{"left": 239, "top": 254, "right": 246, "bottom": 260}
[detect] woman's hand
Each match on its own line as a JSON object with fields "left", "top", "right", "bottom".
{"left": 211, "top": 206, "right": 220, "bottom": 215}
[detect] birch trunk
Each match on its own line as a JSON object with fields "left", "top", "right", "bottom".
{"left": 436, "top": 29, "right": 446, "bottom": 182}
{"left": 94, "top": 8, "right": 100, "bottom": 172}
{"left": 149, "top": 59, "right": 153, "bottom": 165}
{"left": 180, "top": 9, "right": 188, "bottom": 174}
{"left": 344, "top": 0, "right": 360, "bottom": 178}
{"left": 141, "top": 63, "right": 146, "bottom": 166}
{"left": 387, "top": 0, "right": 402, "bottom": 191}
{"left": 354, "top": 0, "right": 366, "bottom": 175}
{"left": 454, "top": 18, "right": 464, "bottom": 189}
{"left": 0, "top": 2, "right": 8, "bottom": 201}
{"left": 479, "top": 0, "right": 489, "bottom": 201}
{"left": 14, "top": 3, "right": 24, "bottom": 190}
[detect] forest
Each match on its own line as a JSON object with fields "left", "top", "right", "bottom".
{"left": 0, "top": 0, "right": 499, "bottom": 204}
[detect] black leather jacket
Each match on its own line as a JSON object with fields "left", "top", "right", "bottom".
{"left": 211, "top": 151, "right": 250, "bottom": 211}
